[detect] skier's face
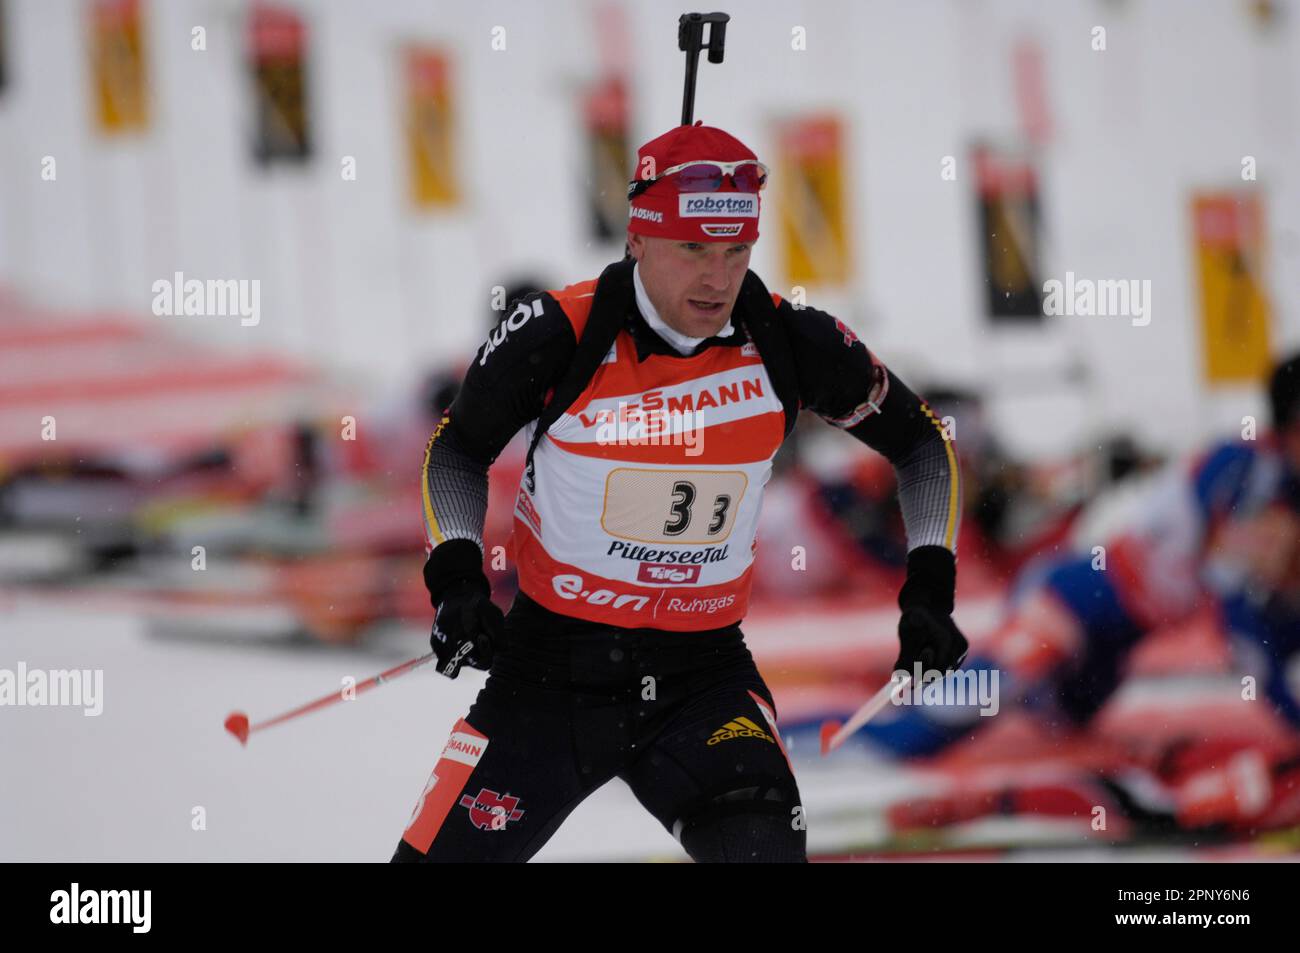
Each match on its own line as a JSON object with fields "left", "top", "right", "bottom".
{"left": 628, "top": 234, "right": 753, "bottom": 339}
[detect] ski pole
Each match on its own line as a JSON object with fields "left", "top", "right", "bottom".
{"left": 224, "top": 651, "right": 437, "bottom": 746}
{"left": 819, "top": 673, "right": 912, "bottom": 756}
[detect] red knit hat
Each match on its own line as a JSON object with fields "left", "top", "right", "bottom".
{"left": 627, "top": 121, "right": 763, "bottom": 243}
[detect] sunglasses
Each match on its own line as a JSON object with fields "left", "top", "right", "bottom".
{"left": 627, "top": 159, "right": 769, "bottom": 201}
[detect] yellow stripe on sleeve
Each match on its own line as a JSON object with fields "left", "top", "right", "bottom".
{"left": 420, "top": 415, "right": 451, "bottom": 547}
{"left": 922, "top": 405, "right": 960, "bottom": 550}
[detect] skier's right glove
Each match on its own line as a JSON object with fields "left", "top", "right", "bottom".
{"left": 423, "top": 540, "right": 505, "bottom": 680}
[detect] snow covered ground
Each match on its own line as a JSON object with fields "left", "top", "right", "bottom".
{"left": 4, "top": 592, "right": 1297, "bottom": 863}
{"left": 2, "top": 594, "right": 688, "bottom": 861}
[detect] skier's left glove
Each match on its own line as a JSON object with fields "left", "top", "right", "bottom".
{"left": 892, "top": 546, "right": 968, "bottom": 676}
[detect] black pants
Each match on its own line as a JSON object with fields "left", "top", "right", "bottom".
{"left": 392, "top": 590, "right": 806, "bottom": 862}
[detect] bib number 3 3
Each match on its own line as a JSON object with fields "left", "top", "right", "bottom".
{"left": 601, "top": 468, "right": 748, "bottom": 545}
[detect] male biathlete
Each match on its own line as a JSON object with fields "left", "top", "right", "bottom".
{"left": 392, "top": 122, "right": 966, "bottom": 862}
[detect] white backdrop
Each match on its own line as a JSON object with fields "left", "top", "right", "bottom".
{"left": 1, "top": 0, "right": 1297, "bottom": 458}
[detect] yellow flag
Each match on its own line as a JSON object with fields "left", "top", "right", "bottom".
{"left": 405, "top": 47, "right": 459, "bottom": 209}
{"left": 1193, "top": 192, "right": 1272, "bottom": 384}
{"left": 773, "top": 116, "right": 851, "bottom": 288}
{"left": 89, "top": 0, "right": 149, "bottom": 134}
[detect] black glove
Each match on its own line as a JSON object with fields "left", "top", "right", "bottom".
{"left": 423, "top": 540, "right": 505, "bottom": 679}
{"left": 892, "top": 546, "right": 968, "bottom": 677}
{"left": 430, "top": 578, "right": 504, "bottom": 678}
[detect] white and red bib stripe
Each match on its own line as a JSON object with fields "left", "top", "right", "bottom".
{"left": 508, "top": 277, "right": 787, "bottom": 630}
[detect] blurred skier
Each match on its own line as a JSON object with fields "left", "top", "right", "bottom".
{"left": 392, "top": 123, "right": 965, "bottom": 862}
{"left": 869, "top": 352, "right": 1300, "bottom": 835}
